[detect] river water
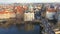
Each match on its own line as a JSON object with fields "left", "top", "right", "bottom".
{"left": 0, "top": 24, "right": 40, "bottom": 34}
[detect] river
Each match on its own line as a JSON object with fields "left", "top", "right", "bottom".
{"left": 0, "top": 24, "right": 40, "bottom": 34}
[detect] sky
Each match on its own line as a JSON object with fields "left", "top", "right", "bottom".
{"left": 0, "top": 0, "right": 60, "bottom": 3}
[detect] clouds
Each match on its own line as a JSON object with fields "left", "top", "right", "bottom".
{"left": 0, "top": 0, "right": 60, "bottom": 3}
{"left": 0, "top": 0, "right": 17, "bottom": 3}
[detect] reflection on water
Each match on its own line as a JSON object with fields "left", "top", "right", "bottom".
{"left": 24, "top": 24, "right": 34, "bottom": 31}
{"left": 0, "top": 24, "right": 40, "bottom": 34}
